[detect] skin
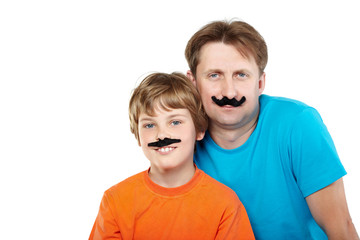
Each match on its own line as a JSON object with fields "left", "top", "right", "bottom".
{"left": 187, "top": 42, "right": 358, "bottom": 238}
{"left": 306, "top": 178, "right": 358, "bottom": 239}
{"left": 138, "top": 105, "right": 204, "bottom": 188}
{"left": 187, "top": 42, "right": 265, "bottom": 149}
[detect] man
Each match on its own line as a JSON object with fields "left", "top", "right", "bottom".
{"left": 185, "top": 20, "right": 358, "bottom": 239}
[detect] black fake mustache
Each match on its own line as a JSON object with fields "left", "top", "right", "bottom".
{"left": 148, "top": 138, "right": 181, "bottom": 148}
{"left": 212, "top": 96, "right": 246, "bottom": 107}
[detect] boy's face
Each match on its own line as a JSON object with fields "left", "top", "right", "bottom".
{"left": 138, "top": 106, "right": 204, "bottom": 173}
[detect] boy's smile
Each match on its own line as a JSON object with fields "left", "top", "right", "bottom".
{"left": 138, "top": 106, "right": 204, "bottom": 173}
{"left": 155, "top": 146, "right": 176, "bottom": 154}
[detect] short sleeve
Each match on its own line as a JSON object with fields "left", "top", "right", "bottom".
{"left": 89, "top": 192, "right": 122, "bottom": 240}
{"left": 289, "top": 108, "right": 346, "bottom": 197}
{"left": 215, "top": 194, "right": 255, "bottom": 240}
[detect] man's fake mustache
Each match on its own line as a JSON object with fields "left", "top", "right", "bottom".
{"left": 148, "top": 138, "right": 181, "bottom": 148}
{"left": 212, "top": 96, "right": 246, "bottom": 107}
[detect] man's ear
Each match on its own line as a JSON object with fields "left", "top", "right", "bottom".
{"left": 196, "top": 131, "right": 205, "bottom": 141}
{"left": 186, "top": 70, "right": 196, "bottom": 87}
{"left": 259, "top": 72, "right": 266, "bottom": 95}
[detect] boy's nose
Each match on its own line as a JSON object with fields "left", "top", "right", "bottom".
{"left": 156, "top": 127, "right": 168, "bottom": 141}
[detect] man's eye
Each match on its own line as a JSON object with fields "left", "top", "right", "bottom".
{"left": 171, "top": 120, "right": 181, "bottom": 126}
{"left": 209, "top": 73, "right": 219, "bottom": 78}
{"left": 237, "top": 73, "right": 247, "bottom": 78}
{"left": 145, "top": 123, "right": 154, "bottom": 129}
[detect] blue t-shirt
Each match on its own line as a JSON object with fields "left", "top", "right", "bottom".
{"left": 194, "top": 95, "right": 346, "bottom": 240}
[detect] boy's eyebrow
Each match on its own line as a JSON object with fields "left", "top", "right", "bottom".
{"left": 139, "top": 116, "right": 154, "bottom": 122}
{"left": 139, "top": 113, "right": 188, "bottom": 122}
{"left": 167, "top": 113, "right": 187, "bottom": 118}
{"left": 165, "top": 112, "right": 193, "bottom": 121}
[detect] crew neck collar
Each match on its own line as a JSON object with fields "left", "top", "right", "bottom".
{"left": 143, "top": 166, "right": 203, "bottom": 197}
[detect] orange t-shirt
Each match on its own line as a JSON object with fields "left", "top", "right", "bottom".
{"left": 89, "top": 168, "right": 254, "bottom": 240}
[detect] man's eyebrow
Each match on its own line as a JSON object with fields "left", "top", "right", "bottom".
{"left": 202, "top": 68, "right": 252, "bottom": 75}
{"left": 202, "top": 69, "right": 223, "bottom": 75}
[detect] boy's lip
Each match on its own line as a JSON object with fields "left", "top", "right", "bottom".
{"left": 148, "top": 138, "right": 181, "bottom": 148}
{"left": 155, "top": 146, "right": 177, "bottom": 154}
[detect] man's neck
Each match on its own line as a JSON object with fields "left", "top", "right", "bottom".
{"left": 209, "top": 114, "right": 259, "bottom": 150}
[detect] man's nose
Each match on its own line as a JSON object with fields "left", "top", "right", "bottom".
{"left": 221, "top": 77, "right": 237, "bottom": 99}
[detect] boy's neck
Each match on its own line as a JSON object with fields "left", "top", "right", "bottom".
{"left": 149, "top": 162, "right": 196, "bottom": 188}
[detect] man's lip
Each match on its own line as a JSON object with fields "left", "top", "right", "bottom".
{"left": 217, "top": 104, "right": 239, "bottom": 108}
{"left": 211, "top": 96, "right": 246, "bottom": 107}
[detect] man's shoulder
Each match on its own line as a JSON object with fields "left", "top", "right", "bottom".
{"left": 260, "top": 95, "right": 315, "bottom": 119}
{"left": 261, "top": 94, "right": 310, "bottom": 110}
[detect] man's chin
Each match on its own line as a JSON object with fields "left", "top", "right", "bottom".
{"left": 210, "top": 118, "right": 245, "bottom": 129}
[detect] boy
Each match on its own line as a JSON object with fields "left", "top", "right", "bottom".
{"left": 89, "top": 72, "right": 254, "bottom": 240}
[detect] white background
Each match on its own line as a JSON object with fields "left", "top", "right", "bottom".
{"left": 1, "top": 0, "right": 359, "bottom": 239}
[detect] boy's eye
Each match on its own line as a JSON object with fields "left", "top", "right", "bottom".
{"left": 144, "top": 123, "right": 154, "bottom": 129}
{"left": 171, "top": 120, "right": 181, "bottom": 126}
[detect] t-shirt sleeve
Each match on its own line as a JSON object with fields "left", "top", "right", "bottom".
{"left": 89, "top": 192, "right": 123, "bottom": 240}
{"left": 215, "top": 194, "right": 255, "bottom": 240}
{"left": 289, "top": 107, "right": 347, "bottom": 197}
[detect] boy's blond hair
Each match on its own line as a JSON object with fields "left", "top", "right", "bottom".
{"left": 129, "top": 72, "right": 208, "bottom": 144}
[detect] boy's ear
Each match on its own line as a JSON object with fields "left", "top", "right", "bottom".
{"left": 186, "top": 70, "right": 196, "bottom": 87}
{"left": 196, "top": 131, "right": 205, "bottom": 141}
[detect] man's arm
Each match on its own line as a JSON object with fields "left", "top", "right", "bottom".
{"left": 306, "top": 178, "right": 359, "bottom": 240}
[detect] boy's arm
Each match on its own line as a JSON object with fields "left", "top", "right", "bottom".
{"left": 215, "top": 199, "right": 255, "bottom": 240}
{"left": 89, "top": 193, "right": 123, "bottom": 240}
{"left": 306, "top": 178, "right": 359, "bottom": 240}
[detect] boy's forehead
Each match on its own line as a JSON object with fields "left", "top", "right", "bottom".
{"left": 139, "top": 106, "right": 190, "bottom": 119}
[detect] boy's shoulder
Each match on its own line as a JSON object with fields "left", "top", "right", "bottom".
{"left": 199, "top": 170, "right": 241, "bottom": 205}
{"left": 105, "top": 170, "right": 147, "bottom": 197}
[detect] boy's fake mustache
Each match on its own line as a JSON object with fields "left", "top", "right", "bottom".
{"left": 148, "top": 138, "right": 181, "bottom": 148}
{"left": 211, "top": 96, "right": 246, "bottom": 107}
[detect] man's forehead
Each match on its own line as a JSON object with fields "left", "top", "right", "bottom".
{"left": 197, "top": 42, "right": 256, "bottom": 67}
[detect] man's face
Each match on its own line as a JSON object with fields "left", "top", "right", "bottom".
{"left": 189, "top": 42, "right": 265, "bottom": 131}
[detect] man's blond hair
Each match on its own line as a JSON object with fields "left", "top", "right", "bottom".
{"left": 185, "top": 20, "right": 268, "bottom": 78}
